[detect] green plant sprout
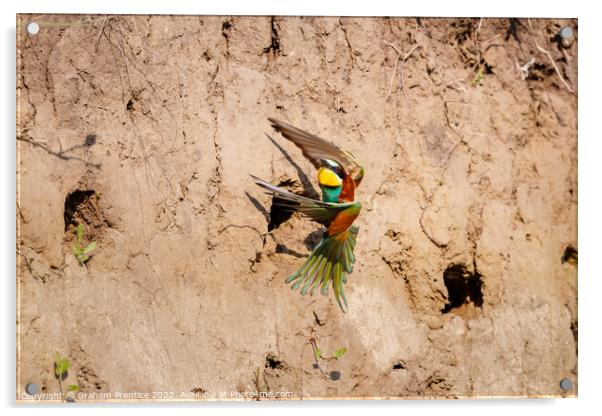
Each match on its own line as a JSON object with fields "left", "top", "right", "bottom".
{"left": 54, "top": 353, "right": 69, "bottom": 381}
{"left": 309, "top": 337, "right": 347, "bottom": 381}
{"left": 333, "top": 347, "right": 347, "bottom": 358}
{"left": 310, "top": 338, "right": 347, "bottom": 362}
{"left": 472, "top": 67, "right": 484, "bottom": 86}
{"left": 252, "top": 367, "right": 269, "bottom": 400}
{"left": 72, "top": 223, "right": 97, "bottom": 267}
{"left": 54, "top": 353, "right": 80, "bottom": 402}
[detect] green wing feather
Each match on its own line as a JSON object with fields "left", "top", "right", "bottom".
{"left": 286, "top": 225, "right": 359, "bottom": 312}
{"left": 268, "top": 118, "right": 365, "bottom": 186}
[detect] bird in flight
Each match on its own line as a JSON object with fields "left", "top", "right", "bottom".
{"left": 251, "top": 118, "right": 364, "bottom": 311}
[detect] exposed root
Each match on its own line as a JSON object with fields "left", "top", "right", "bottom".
{"left": 534, "top": 41, "right": 575, "bottom": 93}
{"left": 94, "top": 15, "right": 108, "bottom": 52}
{"left": 384, "top": 41, "right": 422, "bottom": 102}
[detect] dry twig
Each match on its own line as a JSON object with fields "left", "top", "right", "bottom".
{"left": 95, "top": 15, "right": 108, "bottom": 53}
{"left": 475, "top": 18, "right": 483, "bottom": 42}
{"left": 384, "top": 41, "right": 422, "bottom": 101}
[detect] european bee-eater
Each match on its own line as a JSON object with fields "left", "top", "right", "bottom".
{"left": 251, "top": 118, "right": 364, "bottom": 311}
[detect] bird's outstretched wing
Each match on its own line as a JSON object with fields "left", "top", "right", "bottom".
{"left": 251, "top": 175, "right": 360, "bottom": 227}
{"left": 268, "top": 118, "right": 365, "bottom": 186}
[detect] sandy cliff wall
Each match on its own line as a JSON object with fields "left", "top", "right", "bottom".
{"left": 17, "top": 15, "right": 577, "bottom": 399}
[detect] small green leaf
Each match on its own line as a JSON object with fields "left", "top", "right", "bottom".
{"left": 72, "top": 245, "right": 81, "bottom": 255}
{"left": 54, "top": 355, "right": 70, "bottom": 379}
{"left": 59, "top": 359, "right": 70, "bottom": 374}
{"left": 82, "top": 242, "right": 97, "bottom": 255}
{"left": 68, "top": 384, "right": 80, "bottom": 391}
{"left": 472, "top": 68, "right": 484, "bottom": 86}
{"left": 314, "top": 348, "right": 322, "bottom": 360}
{"left": 334, "top": 347, "right": 347, "bottom": 358}
{"left": 76, "top": 224, "right": 84, "bottom": 243}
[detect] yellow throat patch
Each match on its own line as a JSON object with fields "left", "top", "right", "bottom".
{"left": 318, "top": 167, "right": 343, "bottom": 187}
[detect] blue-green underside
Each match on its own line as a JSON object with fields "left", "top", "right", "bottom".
{"left": 321, "top": 185, "right": 342, "bottom": 203}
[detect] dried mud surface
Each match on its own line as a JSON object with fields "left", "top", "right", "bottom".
{"left": 16, "top": 15, "right": 577, "bottom": 400}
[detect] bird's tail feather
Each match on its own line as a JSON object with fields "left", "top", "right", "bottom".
{"left": 286, "top": 225, "right": 359, "bottom": 312}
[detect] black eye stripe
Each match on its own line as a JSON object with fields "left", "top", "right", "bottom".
{"left": 322, "top": 159, "right": 345, "bottom": 178}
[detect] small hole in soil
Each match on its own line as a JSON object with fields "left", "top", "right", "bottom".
{"left": 479, "top": 58, "right": 494, "bottom": 74}
{"left": 64, "top": 190, "right": 96, "bottom": 231}
{"left": 527, "top": 63, "right": 555, "bottom": 81}
{"left": 265, "top": 354, "right": 283, "bottom": 370}
{"left": 329, "top": 371, "right": 341, "bottom": 381}
{"left": 441, "top": 264, "right": 484, "bottom": 313}
{"left": 392, "top": 361, "right": 406, "bottom": 370}
{"left": 562, "top": 246, "right": 578, "bottom": 265}
{"left": 85, "top": 133, "right": 97, "bottom": 146}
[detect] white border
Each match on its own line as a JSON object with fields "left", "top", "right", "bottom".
{"left": 3, "top": 1, "right": 600, "bottom": 415}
